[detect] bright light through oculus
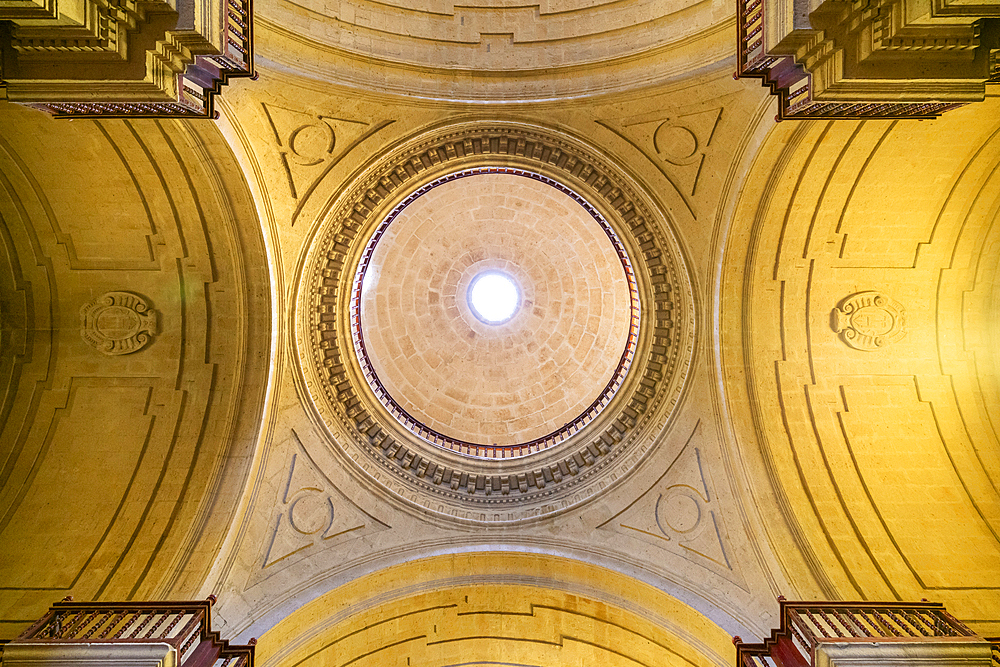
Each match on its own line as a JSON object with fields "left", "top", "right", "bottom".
{"left": 468, "top": 272, "right": 520, "bottom": 324}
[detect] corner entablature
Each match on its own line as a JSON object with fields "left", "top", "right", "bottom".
{"left": 0, "top": 0, "right": 253, "bottom": 117}
{"left": 738, "top": 0, "right": 999, "bottom": 119}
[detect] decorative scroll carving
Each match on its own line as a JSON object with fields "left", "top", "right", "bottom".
{"left": 261, "top": 103, "right": 393, "bottom": 225}
{"left": 263, "top": 104, "right": 340, "bottom": 201}
{"left": 832, "top": 291, "right": 906, "bottom": 350}
{"left": 258, "top": 431, "right": 389, "bottom": 573}
{"left": 599, "top": 423, "right": 734, "bottom": 572}
{"left": 80, "top": 292, "right": 157, "bottom": 355}
{"left": 597, "top": 106, "right": 723, "bottom": 218}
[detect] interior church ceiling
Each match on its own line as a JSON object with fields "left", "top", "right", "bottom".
{"left": 1, "top": 0, "right": 999, "bottom": 663}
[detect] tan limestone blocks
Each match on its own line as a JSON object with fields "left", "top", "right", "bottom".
{"left": 357, "top": 171, "right": 634, "bottom": 450}
{"left": 252, "top": 0, "right": 734, "bottom": 99}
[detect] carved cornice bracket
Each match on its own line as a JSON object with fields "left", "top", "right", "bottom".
{"left": 0, "top": 0, "right": 254, "bottom": 117}
{"left": 737, "top": 0, "right": 999, "bottom": 118}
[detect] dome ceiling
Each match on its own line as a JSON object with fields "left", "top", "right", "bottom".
{"left": 5, "top": 30, "right": 1000, "bottom": 667}
{"left": 295, "top": 123, "right": 694, "bottom": 522}
{"left": 356, "top": 170, "right": 636, "bottom": 454}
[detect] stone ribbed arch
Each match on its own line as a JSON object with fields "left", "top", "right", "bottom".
{"left": 256, "top": 552, "right": 736, "bottom": 667}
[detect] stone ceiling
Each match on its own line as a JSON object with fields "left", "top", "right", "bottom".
{"left": 357, "top": 171, "right": 634, "bottom": 449}
{"left": 0, "top": 12, "right": 998, "bottom": 667}
{"left": 251, "top": 0, "right": 734, "bottom": 98}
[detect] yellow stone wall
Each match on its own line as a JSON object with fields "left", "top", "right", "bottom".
{"left": 721, "top": 98, "right": 1000, "bottom": 634}
{"left": 0, "top": 107, "right": 271, "bottom": 635}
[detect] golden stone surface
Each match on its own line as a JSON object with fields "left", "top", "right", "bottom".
{"left": 0, "top": 13, "right": 998, "bottom": 667}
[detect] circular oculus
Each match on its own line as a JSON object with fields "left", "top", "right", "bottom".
{"left": 467, "top": 271, "right": 520, "bottom": 324}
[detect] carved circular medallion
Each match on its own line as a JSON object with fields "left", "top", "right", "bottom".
{"left": 80, "top": 291, "right": 157, "bottom": 356}
{"left": 295, "top": 123, "right": 694, "bottom": 523}
{"left": 832, "top": 291, "right": 906, "bottom": 350}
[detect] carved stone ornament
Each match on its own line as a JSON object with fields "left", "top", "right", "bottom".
{"left": 80, "top": 292, "right": 157, "bottom": 356}
{"left": 832, "top": 291, "right": 905, "bottom": 351}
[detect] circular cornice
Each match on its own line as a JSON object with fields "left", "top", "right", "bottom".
{"left": 295, "top": 121, "right": 694, "bottom": 523}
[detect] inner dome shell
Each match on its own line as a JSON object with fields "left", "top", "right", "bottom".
{"left": 352, "top": 169, "right": 638, "bottom": 458}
